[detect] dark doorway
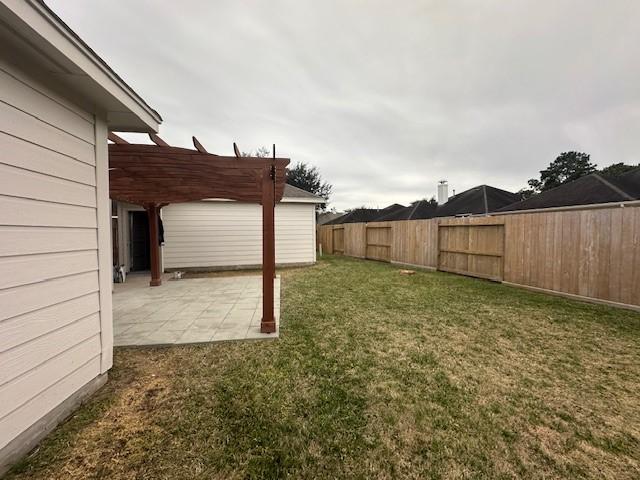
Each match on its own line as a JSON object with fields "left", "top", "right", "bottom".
{"left": 130, "top": 211, "right": 150, "bottom": 271}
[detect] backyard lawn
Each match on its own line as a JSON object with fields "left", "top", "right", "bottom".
{"left": 7, "top": 255, "right": 640, "bottom": 479}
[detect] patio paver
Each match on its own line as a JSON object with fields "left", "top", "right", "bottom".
{"left": 113, "top": 273, "right": 280, "bottom": 346}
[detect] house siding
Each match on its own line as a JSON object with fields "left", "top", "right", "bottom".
{"left": 0, "top": 58, "right": 110, "bottom": 452}
{"left": 162, "top": 201, "right": 317, "bottom": 269}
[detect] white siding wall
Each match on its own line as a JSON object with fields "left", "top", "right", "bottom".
{"left": 0, "top": 59, "right": 110, "bottom": 451}
{"left": 162, "top": 201, "right": 316, "bottom": 269}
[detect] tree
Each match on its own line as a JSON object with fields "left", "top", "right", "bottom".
{"left": 286, "top": 162, "right": 332, "bottom": 211}
{"left": 599, "top": 162, "right": 639, "bottom": 177}
{"left": 241, "top": 146, "right": 271, "bottom": 158}
{"left": 526, "top": 151, "right": 596, "bottom": 193}
{"left": 516, "top": 187, "right": 535, "bottom": 200}
{"left": 411, "top": 197, "right": 437, "bottom": 206}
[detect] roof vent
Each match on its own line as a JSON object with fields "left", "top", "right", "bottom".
{"left": 437, "top": 180, "right": 449, "bottom": 205}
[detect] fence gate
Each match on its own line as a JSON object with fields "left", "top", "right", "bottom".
{"left": 437, "top": 219, "right": 505, "bottom": 281}
{"left": 332, "top": 226, "right": 345, "bottom": 255}
{"left": 366, "top": 223, "right": 392, "bottom": 262}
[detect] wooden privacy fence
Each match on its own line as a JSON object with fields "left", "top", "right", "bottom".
{"left": 438, "top": 218, "right": 505, "bottom": 281}
{"left": 318, "top": 203, "right": 640, "bottom": 310}
{"left": 333, "top": 226, "right": 344, "bottom": 254}
{"left": 365, "top": 222, "right": 392, "bottom": 261}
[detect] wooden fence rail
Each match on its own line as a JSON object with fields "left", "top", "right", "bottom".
{"left": 318, "top": 204, "right": 640, "bottom": 310}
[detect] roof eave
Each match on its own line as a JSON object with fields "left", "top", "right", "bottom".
{"left": 281, "top": 197, "right": 326, "bottom": 204}
{"left": 1, "top": 0, "right": 161, "bottom": 132}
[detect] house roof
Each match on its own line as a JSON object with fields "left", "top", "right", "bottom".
{"left": 331, "top": 186, "right": 519, "bottom": 224}
{"left": 373, "top": 186, "right": 518, "bottom": 222}
{"left": 608, "top": 167, "right": 640, "bottom": 199}
{"left": 317, "top": 211, "right": 344, "bottom": 225}
{"left": 326, "top": 209, "right": 383, "bottom": 224}
{"left": 377, "top": 203, "right": 406, "bottom": 217}
{"left": 498, "top": 168, "right": 640, "bottom": 212}
{"left": 1, "top": 0, "right": 161, "bottom": 132}
{"left": 376, "top": 200, "right": 438, "bottom": 221}
{"left": 434, "top": 185, "right": 520, "bottom": 217}
{"left": 326, "top": 204, "right": 405, "bottom": 224}
{"left": 282, "top": 184, "right": 326, "bottom": 203}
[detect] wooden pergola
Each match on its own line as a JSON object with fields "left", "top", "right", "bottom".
{"left": 108, "top": 133, "right": 289, "bottom": 333}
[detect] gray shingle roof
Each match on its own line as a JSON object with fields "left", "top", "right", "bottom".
{"left": 498, "top": 168, "right": 640, "bottom": 212}
{"left": 283, "top": 184, "right": 325, "bottom": 202}
{"left": 376, "top": 200, "right": 438, "bottom": 221}
{"left": 433, "top": 185, "right": 520, "bottom": 217}
{"left": 332, "top": 186, "right": 520, "bottom": 224}
{"left": 326, "top": 204, "right": 405, "bottom": 224}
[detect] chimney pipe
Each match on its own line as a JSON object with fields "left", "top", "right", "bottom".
{"left": 437, "top": 180, "right": 449, "bottom": 205}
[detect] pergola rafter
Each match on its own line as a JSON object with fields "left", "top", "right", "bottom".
{"left": 108, "top": 135, "right": 289, "bottom": 334}
{"left": 148, "top": 132, "right": 169, "bottom": 147}
{"left": 192, "top": 136, "right": 208, "bottom": 153}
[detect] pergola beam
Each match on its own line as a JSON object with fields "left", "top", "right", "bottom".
{"left": 109, "top": 144, "right": 288, "bottom": 204}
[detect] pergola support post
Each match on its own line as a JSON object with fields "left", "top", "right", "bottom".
{"left": 261, "top": 164, "right": 276, "bottom": 333}
{"left": 147, "top": 203, "right": 162, "bottom": 287}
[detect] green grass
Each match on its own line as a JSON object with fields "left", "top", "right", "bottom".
{"left": 7, "top": 256, "right": 640, "bottom": 479}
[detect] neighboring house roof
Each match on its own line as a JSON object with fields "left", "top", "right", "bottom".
{"left": 282, "top": 184, "right": 326, "bottom": 203}
{"left": 608, "top": 167, "right": 640, "bottom": 199}
{"left": 331, "top": 186, "right": 519, "bottom": 224}
{"left": 317, "top": 211, "right": 344, "bottom": 225}
{"left": 377, "top": 203, "right": 406, "bottom": 218}
{"left": 1, "top": 0, "right": 161, "bottom": 132}
{"left": 498, "top": 168, "right": 640, "bottom": 212}
{"left": 326, "top": 204, "right": 405, "bottom": 224}
{"left": 327, "top": 208, "right": 382, "bottom": 224}
{"left": 376, "top": 200, "right": 438, "bottom": 221}
{"left": 434, "top": 185, "right": 520, "bottom": 217}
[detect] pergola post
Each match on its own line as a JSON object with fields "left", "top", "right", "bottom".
{"left": 147, "top": 203, "right": 162, "bottom": 287}
{"left": 261, "top": 163, "right": 276, "bottom": 333}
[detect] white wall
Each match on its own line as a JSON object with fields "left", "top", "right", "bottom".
{"left": 0, "top": 58, "right": 111, "bottom": 451}
{"left": 162, "top": 201, "right": 316, "bottom": 269}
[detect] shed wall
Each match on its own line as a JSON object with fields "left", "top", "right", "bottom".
{"left": 162, "top": 201, "right": 316, "bottom": 269}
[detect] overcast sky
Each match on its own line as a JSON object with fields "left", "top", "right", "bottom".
{"left": 49, "top": 0, "right": 640, "bottom": 210}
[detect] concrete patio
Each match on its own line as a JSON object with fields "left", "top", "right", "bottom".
{"left": 113, "top": 273, "right": 280, "bottom": 346}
